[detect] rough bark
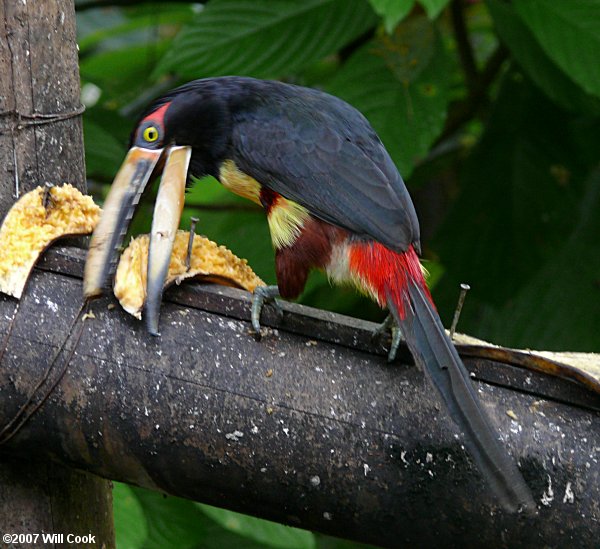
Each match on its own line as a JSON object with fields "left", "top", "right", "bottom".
{"left": 0, "top": 458, "right": 114, "bottom": 546}
{"left": 0, "top": 1, "right": 114, "bottom": 544}
{"left": 0, "top": 0, "right": 85, "bottom": 219}
{"left": 1, "top": 247, "right": 598, "bottom": 548}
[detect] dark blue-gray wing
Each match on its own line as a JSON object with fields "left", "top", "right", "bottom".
{"left": 231, "top": 88, "right": 420, "bottom": 253}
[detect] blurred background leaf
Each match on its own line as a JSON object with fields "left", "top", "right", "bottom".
{"left": 113, "top": 483, "right": 147, "bottom": 549}
{"left": 487, "top": 0, "right": 600, "bottom": 115}
{"left": 74, "top": 0, "right": 600, "bottom": 546}
{"left": 368, "top": 0, "right": 415, "bottom": 33}
{"left": 327, "top": 17, "right": 453, "bottom": 177}
{"left": 155, "top": 0, "right": 378, "bottom": 79}
{"left": 474, "top": 167, "right": 600, "bottom": 351}
{"left": 420, "top": 0, "right": 450, "bottom": 19}
{"left": 435, "top": 71, "right": 593, "bottom": 301}
{"left": 196, "top": 503, "right": 315, "bottom": 549}
{"left": 112, "top": 482, "right": 380, "bottom": 549}
{"left": 513, "top": 0, "right": 600, "bottom": 98}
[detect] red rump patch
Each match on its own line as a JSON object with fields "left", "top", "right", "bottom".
{"left": 349, "top": 242, "right": 432, "bottom": 319}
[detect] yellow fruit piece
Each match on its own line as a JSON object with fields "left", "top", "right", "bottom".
{"left": 114, "top": 231, "right": 265, "bottom": 319}
{"left": 0, "top": 184, "right": 100, "bottom": 298}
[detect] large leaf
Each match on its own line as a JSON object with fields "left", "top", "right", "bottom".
{"left": 84, "top": 118, "right": 126, "bottom": 181}
{"left": 132, "top": 488, "right": 268, "bottom": 549}
{"left": 433, "top": 71, "right": 600, "bottom": 348}
{"left": 171, "top": 176, "right": 277, "bottom": 284}
{"left": 155, "top": 0, "right": 378, "bottom": 78}
{"left": 513, "top": 0, "right": 600, "bottom": 98}
{"left": 368, "top": 0, "right": 414, "bottom": 33}
{"left": 419, "top": 0, "right": 449, "bottom": 19}
{"left": 487, "top": 0, "right": 600, "bottom": 115}
{"left": 78, "top": 5, "right": 193, "bottom": 55}
{"left": 76, "top": 6, "right": 126, "bottom": 45}
{"left": 197, "top": 504, "right": 315, "bottom": 549}
{"left": 113, "top": 483, "right": 147, "bottom": 549}
{"left": 368, "top": 0, "right": 449, "bottom": 30}
{"left": 82, "top": 101, "right": 138, "bottom": 185}
{"left": 327, "top": 18, "right": 452, "bottom": 177}
{"left": 80, "top": 41, "right": 171, "bottom": 100}
{"left": 475, "top": 168, "right": 600, "bottom": 352}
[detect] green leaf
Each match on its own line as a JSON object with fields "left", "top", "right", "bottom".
{"left": 513, "top": 0, "right": 600, "bottom": 98}
{"left": 488, "top": 0, "right": 600, "bottom": 115}
{"left": 155, "top": 0, "right": 378, "bottom": 78}
{"left": 478, "top": 168, "right": 600, "bottom": 352}
{"left": 77, "top": 7, "right": 126, "bottom": 45}
{"left": 186, "top": 175, "right": 250, "bottom": 206}
{"left": 78, "top": 5, "right": 193, "bottom": 54}
{"left": 113, "top": 483, "right": 147, "bottom": 549}
{"left": 84, "top": 119, "right": 124, "bottom": 181}
{"left": 181, "top": 178, "right": 273, "bottom": 277}
{"left": 132, "top": 488, "right": 268, "bottom": 549}
{"left": 197, "top": 504, "right": 316, "bottom": 549}
{"left": 133, "top": 489, "right": 209, "bottom": 549}
{"left": 80, "top": 42, "right": 170, "bottom": 101}
{"left": 327, "top": 18, "right": 452, "bottom": 177}
{"left": 419, "top": 0, "right": 449, "bottom": 19}
{"left": 368, "top": 0, "right": 414, "bottom": 33}
{"left": 433, "top": 71, "right": 600, "bottom": 349}
{"left": 82, "top": 101, "right": 136, "bottom": 185}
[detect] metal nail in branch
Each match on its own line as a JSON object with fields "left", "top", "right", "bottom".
{"left": 450, "top": 283, "right": 471, "bottom": 340}
{"left": 186, "top": 217, "right": 199, "bottom": 272}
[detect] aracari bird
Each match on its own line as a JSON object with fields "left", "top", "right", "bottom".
{"left": 84, "top": 77, "right": 534, "bottom": 512}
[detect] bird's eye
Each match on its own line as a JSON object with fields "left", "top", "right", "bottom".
{"left": 143, "top": 126, "right": 159, "bottom": 143}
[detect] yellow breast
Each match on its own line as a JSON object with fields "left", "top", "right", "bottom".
{"left": 218, "top": 160, "right": 262, "bottom": 204}
{"left": 217, "top": 159, "right": 310, "bottom": 249}
{"left": 268, "top": 197, "right": 310, "bottom": 249}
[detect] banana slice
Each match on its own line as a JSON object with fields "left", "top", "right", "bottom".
{"left": 114, "top": 230, "right": 265, "bottom": 319}
{"left": 0, "top": 184, "right": 100, "bottom": 298}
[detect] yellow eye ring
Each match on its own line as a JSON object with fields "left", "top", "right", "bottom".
{"left": 143, "top": 126, "right": 159, "bottom": 142}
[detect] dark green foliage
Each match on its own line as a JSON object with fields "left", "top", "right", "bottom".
{"left": 113, "top": 483, "right": 378, "bottom": 549}
{"left": 76, "top": 0, "right": 600, "bottom": 545}
{"left": 155, "top": 0, "right": 379, "bottom": 79}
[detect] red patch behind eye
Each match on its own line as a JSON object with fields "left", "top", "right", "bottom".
{"left": 142, "top": 102, "right": 171, "bottom": 129}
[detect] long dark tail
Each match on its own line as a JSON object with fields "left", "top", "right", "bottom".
{"left": 349, "top": 242, "right": 534, "bottom": 511}
{"left": 390, "top": 279, "right": 535, "bottom": 512}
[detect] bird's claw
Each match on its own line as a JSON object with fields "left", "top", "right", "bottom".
{"left": 371, "top": 313, "right": 403, "bottom": 362}
{"left": 371, "top": 313, "right": 394, "bottom": 343}
{"left": 251, "top": 285, "right": 281, "bottom": 341}
{"left": 388, "top": 324, "right": 403, "bottom": 363}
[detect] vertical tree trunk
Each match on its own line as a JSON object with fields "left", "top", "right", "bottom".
{"left": 0, "top": 1, "right": 114, "bottom": 544}
{"left": 0, "top": 0, "right": 85, "bottom": 217}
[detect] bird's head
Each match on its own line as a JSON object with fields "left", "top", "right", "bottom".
{"left": 130, "top": 90, "right": 231, "bottom": 168}
{"left": 83, "top": 85, "right": 231, "bottom": 333}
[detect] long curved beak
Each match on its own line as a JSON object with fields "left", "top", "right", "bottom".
{"left": 144, "top": 146, "right": 191, "bottom": 335}
{"left": 84, "top": 146, "right": 165, "bottom": 298}
{"left": 84, "top": 146, "right": 191, "bottom": 336}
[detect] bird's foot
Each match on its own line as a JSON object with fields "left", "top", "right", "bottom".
{"left": 388, "top": 324, "right": 403, "bottom": 363}
{"left": 251, "top": 285, "right": 282, "bottom": 341}
{"left": 371, "top": 313, "right": 403, "bottom": 363}
{"left": 371, "top": 313, "right": 393, "bottom": 343}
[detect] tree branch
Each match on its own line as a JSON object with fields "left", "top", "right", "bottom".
{"left": 434, "top": 45, "right": 508, "bottom": 146}
{"left": 450, "top": 0, "right": 478, "bottom": 95}
{"left": 1, "top": 246, "right": 599, "bottom": 547}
